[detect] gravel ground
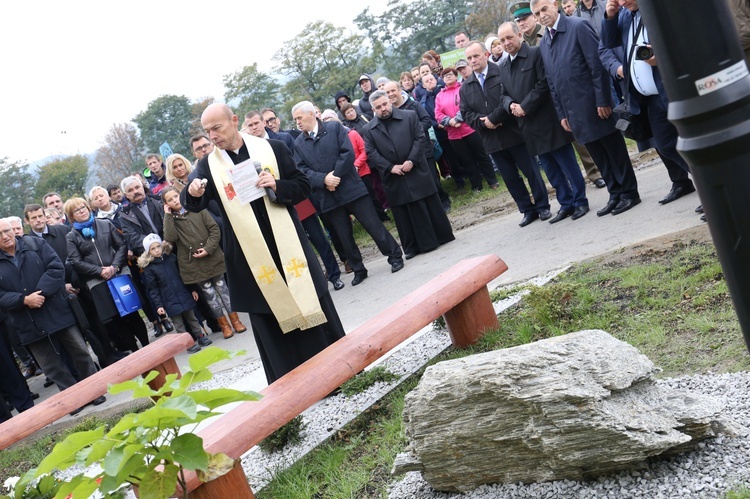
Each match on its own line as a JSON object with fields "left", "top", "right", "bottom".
{"left": 387, "top": 371, "right": 750, "bottom": 499}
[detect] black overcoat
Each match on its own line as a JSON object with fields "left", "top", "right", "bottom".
{"left": 499, "top": 43, "right": 574, "bottom": 156}
{"left": 361, "top": 107, "right": 437, "bottom": 207}
{"left": 459, "top": 62, "right": 526, "bottom": 154}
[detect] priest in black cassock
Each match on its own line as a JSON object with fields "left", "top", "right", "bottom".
{"left": 182, "top": 103, "right": 345, "bottom": 384}
{"left": 361, "top": 91, "right": 455, "bottom": 259}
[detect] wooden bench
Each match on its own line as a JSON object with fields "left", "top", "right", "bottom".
{"left": 184, "top": 254, "right": 508, "bottom": 498}
{"left": 0, "top": 333, "right": 195, "bottom": 450}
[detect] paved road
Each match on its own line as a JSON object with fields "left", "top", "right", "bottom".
{"left": 21, "top": 158, "right": 704, "bottom": 422}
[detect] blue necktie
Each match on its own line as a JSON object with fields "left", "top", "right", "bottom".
{"left": 477, "top": 72, "right": 485, "bottom": 89}
{"left": 550, "top": 28, "right": 556, "bottom": 38}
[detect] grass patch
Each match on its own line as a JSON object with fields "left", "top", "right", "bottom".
{"left": 258, "top": 237, "right": 750, "bottom": 498}
{"left": 340, "top": 367, "right": 400, "bottom": 397}
{"left": 259, "top": 416, "right": 306, "bottom": 454}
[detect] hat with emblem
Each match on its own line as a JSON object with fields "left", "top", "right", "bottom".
{"left": 510, "top": 1, "right": 533, "bottom": 20}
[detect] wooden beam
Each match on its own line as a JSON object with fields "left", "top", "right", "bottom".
{"left": 184, "top": 255, "right": 507, "bottom": 493}
{"left": 0, "top": 333, "right": 195, "bottom": 450}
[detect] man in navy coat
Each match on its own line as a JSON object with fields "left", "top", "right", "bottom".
{"left": 532, "top": 0, "right": 641, "bottom": 216}
{"left": 601, "top": 0, "right": 696, "bottom": 208}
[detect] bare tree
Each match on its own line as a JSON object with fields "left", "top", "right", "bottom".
{"left": 94, "top": 123, "right": 142, "bottom": 186}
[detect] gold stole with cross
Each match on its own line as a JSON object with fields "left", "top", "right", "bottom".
{"left": 207, "top": 133, "right": 326, "bottom": 333}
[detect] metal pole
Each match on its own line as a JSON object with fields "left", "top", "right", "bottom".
{"left": 640, "top": 0, "right": 750, "bottom": 352}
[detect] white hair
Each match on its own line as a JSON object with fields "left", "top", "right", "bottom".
{"left": 88, "top": 185, "right": 107, "bottom": 199}
{"left": 120, "top": 175, "right": 141, "bottom": 194}
{"left": 291, "top": 101, "right": 316, "bottom": 116}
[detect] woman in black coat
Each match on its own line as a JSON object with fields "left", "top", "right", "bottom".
{"left": 65, "top": 198, "right": 149, "bottom": 353}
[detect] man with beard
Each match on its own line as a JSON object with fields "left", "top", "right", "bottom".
{"left": 384, "top": 80, "right": 452, "bottom": 212}
{"left": 362, "top": 91, "right": 455, "bottom": 259}
{"left": 183, "top": 103, "right": 345, "bottom": 384}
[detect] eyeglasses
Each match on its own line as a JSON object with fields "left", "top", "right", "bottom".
{"left": 264, "top": 116, "right": 278, "bottom": 125}
{"left": 194, "top": 143, "right": 212, "bottom": 153}
{"left": 73, "top": 206, "right": 89, "bottom": 214}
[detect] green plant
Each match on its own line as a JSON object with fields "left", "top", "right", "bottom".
{"left": 340, "top": 367, "right": 400, "bottom": 397}
{"left": 726, "top": 484, "right": 750, "bottom": 499}
{"left": 8, "top": 347, "right": 261, "bottom": 499}
{"left": 259, "top": 416, "right": 306, "bottom": 453}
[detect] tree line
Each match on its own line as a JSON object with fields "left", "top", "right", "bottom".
{"left": 2, "top": 0, "right": 515, "bottom": 204}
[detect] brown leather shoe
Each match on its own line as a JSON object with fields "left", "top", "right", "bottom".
{"left": 217, "top": 316, "right": 234, "bottom": 339}
{"left": 228, "top": 312, "right": 248, "bottom": 333}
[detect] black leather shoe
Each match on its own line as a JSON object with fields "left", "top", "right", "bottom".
{"left": 331, "top": 278, "right": 345, "bottom": 290}
{"left": 519, "top": 212, "right": 539, "bottom": 227}
{"left": 701, "top": 214, "right": 707, "bottom": 222}
{"left": 594, "top": 178, "right": 606, "bottom": 188}
{"left": 611, "top": 197, "right": 641, "bottom": 215}
{"left": 571, "top": 206, "right": 590, "bottom": 220}
{"left": 658, "top": 184, "right": 695, "bottom": 205}
{"left": 695, "top": 205, "right": 703, "bottom": 213}
{"left": 351, "top": 272, "right": 368, "bottom": 286}
{"left": 597, "top": 199, "right": 619, "bottom": 216}
{"left": 391, "top": 260, "right": 405, "bottom": 273}
{"left": 404, "top": 252, "right": 418, "bottom": 260}
{"left": 538, "top": 209, "right": 552, "bottom": 221}
{"left": 549, "top": 208, "right": 573, "bottom": 224}
{"left": 91, "top": 396, "right": 106, "bottom": 406}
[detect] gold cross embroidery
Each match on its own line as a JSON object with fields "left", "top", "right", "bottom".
{"left": 257, "top": 265, "right": 276, "bottom": 284}
{"left": 286, "top": 258, "right": 306, "bottom": 278}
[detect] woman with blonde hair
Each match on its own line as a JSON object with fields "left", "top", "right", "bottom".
{"left": 165, "top": 153, "right": 193, "bottom": 191}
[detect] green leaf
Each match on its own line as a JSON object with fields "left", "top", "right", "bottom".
{"left": 110, "top": 453, "right": 149, "bottom": 488}
{"left": 55, "top": 475, "right": 86, "bottom": 499}
{"left": 187, "top": 346, "right": 240, "bottom": 373}
{"left": 61, "top": 476, "right": 99, "bottom": 499}
{"left": 85, "top": 438, "right": 119, "bottom": 465}
{"left": 196, "top": 452, "right": 238, "bottom": 482}
{"left": 138, "top": 463, "right": 179, "bottom": 499}
{"left": 188, "top": 388, "right": 262, "bottom": 409}
{"left": 179, "top": 368, "right": 213, "bottom": 389}
{"left": 170, "top": 433, "right": 209, "bottom": 471}
{"left": 37, "top": 427, "right": 105, "bottom": 474}
{"left": 107, "top": 412, "right": 139, "bottom": 436}
{"left": 36, "top": 474, "right": 57, "bottom": 495}
{"left": 103, "top": 446, "right": 126, "bottom": 477}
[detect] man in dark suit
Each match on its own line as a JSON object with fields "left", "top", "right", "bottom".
{"left": 498, "top": 22, "right": 589, "bottom": 224}
{"left": 532, "top": 0, "right": 641, "bottom": 216}
{"left": 120, "top": 176, "right": 165, "bottom": 255}
{"left": 362, "top": 91, "right": 455, "bottom": 259}
{"left": 292, "top": 100, "right": 404, "bottom": 286}
{"left": 601, "top": 0, "right": 696, "bottom": 208}
{"left": 460, "top": 41, "right": 551, "bottom": 227}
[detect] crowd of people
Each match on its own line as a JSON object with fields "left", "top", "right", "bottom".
{"left": 4, "top": 0, "right": 737, "bottom": 421}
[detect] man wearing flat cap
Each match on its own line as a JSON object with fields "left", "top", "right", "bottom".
{"left": 511, "top": 1, "right": 544, "bottom": 46}
{"left": 455, "top": 59, "right": 472, "bottom": 81}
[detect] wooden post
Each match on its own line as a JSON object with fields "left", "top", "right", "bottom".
{"left": 444, "top": 286, "right": 498, "bottom": 348}
{"left": 147, "top": 357, "right": 181, "bottom": 401}
{"left": 187, "top": 463, "right": 255, "bottom": 499}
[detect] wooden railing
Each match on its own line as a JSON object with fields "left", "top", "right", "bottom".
{"left": 0, "top": 333, "right": 195, "bottom": 450}
{"left": 185, "top": 254, "right": 508, "bottom": 498}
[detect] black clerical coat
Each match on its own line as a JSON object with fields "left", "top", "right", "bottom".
{"left": 182, "top": 139, "right": 345, "bottom": 384}
{"left": 361, "top": 108, "right": 437, "bottom": 207}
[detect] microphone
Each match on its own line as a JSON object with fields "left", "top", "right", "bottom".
{"left": 254, "top": 161, "right": 277, "bottom": 202}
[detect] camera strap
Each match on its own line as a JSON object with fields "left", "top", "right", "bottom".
{"left": 624, "top": 16, "right": 645, "bottom": 111}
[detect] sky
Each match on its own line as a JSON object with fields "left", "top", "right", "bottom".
{"left": 2, "top": 0, "right": 391, "bottom": 165}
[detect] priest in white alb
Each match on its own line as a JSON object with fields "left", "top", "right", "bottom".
{"left": 182, "top": 103, "right": 345, "bottom": 384}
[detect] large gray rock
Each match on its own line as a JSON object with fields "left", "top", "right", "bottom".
{"left": 393, "top": 330, "right": 745, "bottom": 492}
